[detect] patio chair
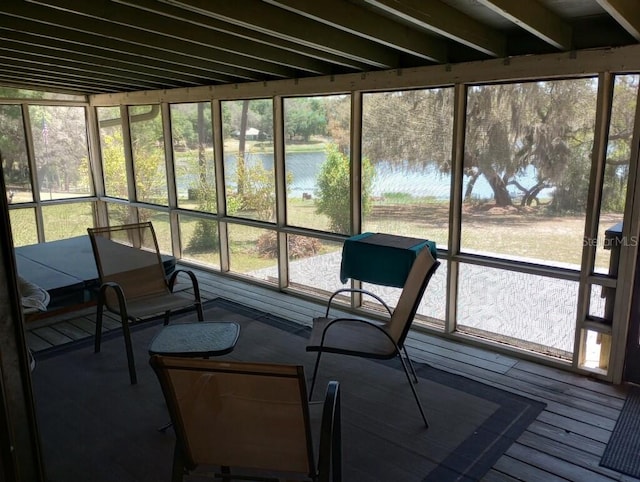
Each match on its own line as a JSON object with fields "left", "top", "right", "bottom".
{"left": 150, "top": 356, "right": 342, "bottom": 482}
{"left": 88, "top": 222, "right": 204, "bottom": 384}
{"left": 306, "top": 245, "right": 440, "bottom": 428}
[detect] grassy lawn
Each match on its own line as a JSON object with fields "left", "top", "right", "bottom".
{"left": 8, "top": 197, "right": 619, "bottom": 273}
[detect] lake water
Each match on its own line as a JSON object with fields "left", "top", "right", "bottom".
{"left": 179, "top": 151, "right": 553, "bottom": 201}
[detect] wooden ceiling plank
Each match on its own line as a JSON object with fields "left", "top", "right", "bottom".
{"left": 0, "top": 14, "right": 261, "bottom": 82}
{"left": 364, "top": 0, "right": 506, "bottom": 58}
{"left": 264, "top": 0, "right": 447, "bottom": 62}
{"left": 1, "top": 36, "right": 207, "bottom": 87}
{"left": 0, "top": 74, "right": 111, "bottom": 96}
{"left": 0, "top": 55, "right": 166, "bottom": 91}
{"left": 596, "top": 0, "right": 640, "bottom": 41}
{"left": 476, "top": 0, "right": 573, "bottom": 50}
{"left": 0, "top": 77, "right": 95, "bottom": 96}
{"left": 161, "top": 0, "right": 400, "bottom": 68}
{"left": 0, "top": 48, "right": 191, "bottom": 91}
{"left": 0, "top": 27, "right": 242, "bottom": 83}
{"left": 111, "top": 0, "right": 334, "bottom": 75}
{"left": 30, "top": 0, "right": 333, "bottom": 75}
{"left": 0, "top": 66, "right": 138, "bottom": 93}
{"left": 12, "top": 1, "right": 297, "bottom": 79}
{"left": 113, "top": 0, "right": 374, "bottom": 71}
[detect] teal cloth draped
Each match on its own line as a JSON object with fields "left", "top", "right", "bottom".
{"left": 339, "top": 232, "right": 437, "bottom": 288}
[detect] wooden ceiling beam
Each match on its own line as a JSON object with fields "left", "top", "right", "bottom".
{"left": 0, "top": 59, "right": 149, "bottom": 92}
{"left": 161, "top": 0, "right": 401, "bottom": 68}
{"left": 28, "top": 0, "right": 333, "bottom": 76}
{"left": 0, "top": 10, "right": 262, "bottom": 83}
{"left": 596, "top": 0, "right": 640, "bottom": 41}
{"left": 476, "top": 0, "right": 573, "bottom": 50}
{"left": 0, "top": 34, "right": 214, "bottom": 87}
{"left": 14, "top": 1, "right": 297, "bottom": 79}
{"left": 363, "top": 0, "right": 506, "bottom": 58}
{"left": 264, "top": 0, "right": 447, "bottom": 62}
{"left": 113, "top": 0, "right": 373, "bottom": 72}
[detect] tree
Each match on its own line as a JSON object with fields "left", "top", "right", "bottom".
{"left": 30, "top": 105, "right": 91, "bottom": 196}
{"left": 464, "top": 80, "right": 596, "bottom": 209}
{"left": 187, "top": 102, "right": 219, "bottom": 253}
{"left": 285, "top": 97, "right": 327, "bottom": 141}
{"left": 226, "top": 99, "right": 277, "bottom": 221}
{"left": 315, "top": 144, "right": 374, "bottom": 234}
{"left": 360, "top": 82, "right": 607, "bottom": 212}
{"left": 599, "top": 75, "right": 638, "bottom": 212}
{"left": 0, "top": 104, "right": 30, "bottom": 193}
{"left": 98, "top": 127, "right": 167, "bottom": 219}
{"left": 362, "top": 89, "right": 453, "bottom": 169}
{"left": 324, "top": 95, "right": 351, "bottom": 153}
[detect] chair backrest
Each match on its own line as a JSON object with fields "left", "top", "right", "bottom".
{"left": 387, "top": 246, "right": 440, "bottom": 345}
{"left": 87, "top": 222, "right": 168, "bottom": 305}
{"left": 150, "top": 356, "right": 321, "bottom": 479}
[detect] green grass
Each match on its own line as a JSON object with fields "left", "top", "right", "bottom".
{"left": 379, "top": 193, "right": 441, "bottom": 205}
{"left": 8, "top": 198, "right": 619, "bottom": 272}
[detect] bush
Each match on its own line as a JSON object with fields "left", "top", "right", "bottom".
{"left": 236, "top": 158, "right": 275, "bottom": 220}
{"left": 256, "top": 232, "right": 321, "bottom": 259}
{"left": 314, "top": 144, "right": 374, "bottom": 234}
{"left": 186, "top": 185, "right": 219, "bottom": 253}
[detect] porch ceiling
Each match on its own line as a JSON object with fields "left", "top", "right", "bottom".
{"left": 0, "top": 0, "right": 639, "bottom": 96}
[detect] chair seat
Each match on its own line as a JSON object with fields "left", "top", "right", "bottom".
{"left": 149, "top": 321, "right": 240, "bottom": 357}
{"left": 109, "top": 291, "right": 199, "bottom": 320}
{"left": 307, "top": 317, "right": 396, "bottom": 359}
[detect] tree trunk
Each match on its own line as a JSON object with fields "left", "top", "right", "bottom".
{"left": 464, "top": 171, "right": 480, "bottom": 201}
{"left": 522, "top": 182, "right": 546, "bottom": 206}
{"left": 237, "top": 100, "right": 249, "bottom": 196}
{"left": 197, "top": 103, "right": 206, "bottom": 185}
{"left": 485, "top": 171, "right": 512, "bottom": 206}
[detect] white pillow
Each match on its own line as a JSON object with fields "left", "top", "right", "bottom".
{"left": 17, "top": 276, "right": 50, "bottom": 314}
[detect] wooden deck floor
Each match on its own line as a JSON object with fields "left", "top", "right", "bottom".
{"left": 25, "top": 266, "right": 637, "bottom": 482}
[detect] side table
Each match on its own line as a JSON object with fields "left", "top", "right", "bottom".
{"left": 148, "top": 321, "right": 240, "bottom": 358}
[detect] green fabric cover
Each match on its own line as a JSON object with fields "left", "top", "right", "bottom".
{"left": 340, "top": 232, "right": 436, "bottom": 288}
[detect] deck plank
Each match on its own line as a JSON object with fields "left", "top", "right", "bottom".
{"left": 516, "top": 431, "right": 626, "bottom": 479}
{"left": 30, "top": 326, "right": 74, "bottom": 346}
{"left": 505, "top": 442, "right": 619, "bottom": 481}
{"left": 50, "top": 321, "right": 93, "bottom": 341}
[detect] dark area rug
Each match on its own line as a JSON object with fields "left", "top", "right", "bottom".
{"left": 600, "top": 384, "right": 640, "bottom": 478}
{"left": 32, "top": 298, "right": 545, "bottom": 482}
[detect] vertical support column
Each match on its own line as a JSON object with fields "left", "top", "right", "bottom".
{"left": 574, "top": 72, "right": 612, "bottom": 372}
{"left": 21, "top": 105, "right": 45, "bottom": 243}
{"left": 212, "top": 99, "right": 229, "bottom": 272}
{"left": 350, "top": 92, "right": 362, "bottom": 237}
{"left": 121, "top": 105, "right": 138, "bottom": 225}
{"left": 350, "top": 92, "right": 363, "bottom": 309}
{"left": 274, "top": 96, "right": 289, "bottom": 289}
{"left": 611, "top": 80, "right": 640, "bottom": 383}
{"left": 446, "top": 83, "right": 467, "bottom": 334}
{"left": 162, "top": 102, "right": 181, "bottom": 258}
{"left": 0, "top": 171, "right": 45, "bottom": 481}
{"left": 86, "top": 102, "right": 108, "bottom": 228}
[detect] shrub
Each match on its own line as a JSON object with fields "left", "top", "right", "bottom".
{"left": 256, "top": 232, "right": 321, "bottom": 259}
{"left": 314, "top": 144, "right": 374, "bottom": 234}
{"left": 186, "top": 185, "right": 219, "bottom": 253}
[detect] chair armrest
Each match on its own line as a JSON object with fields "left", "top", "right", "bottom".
{"left": 98, "top": 281, "right": 129, "bottom": 318}
{"left": 318, "top": 380, "right": 341, "bottom": 482}
{"left": 168, "top": 269, "right": 201, "bottom": 299}
{"left": 326, "top": 288, "right": 392, "bottom": 317}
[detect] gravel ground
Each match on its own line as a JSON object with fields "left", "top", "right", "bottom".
{"left": 249, "top": 250, "right": 600, "bottom": 356}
